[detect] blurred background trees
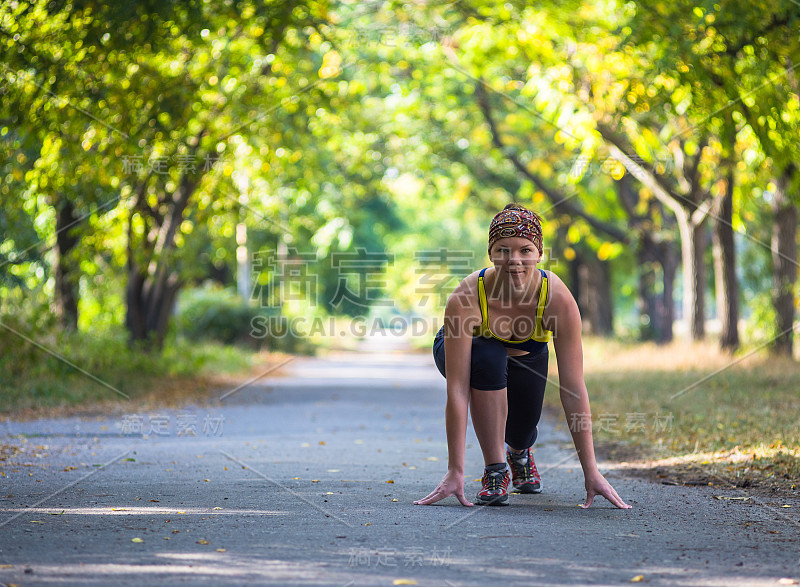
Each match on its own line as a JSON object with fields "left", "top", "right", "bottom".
{"left": 1, "top": 0, "right": 798, "bottom": 361}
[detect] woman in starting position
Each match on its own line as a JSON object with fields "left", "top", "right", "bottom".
{"left": 415, "top": 203, "right": 631, "bottom": 509}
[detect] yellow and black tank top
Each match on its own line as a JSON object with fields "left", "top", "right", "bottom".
{"left": 473, "top": 267, "right": 552, "bottom": 353}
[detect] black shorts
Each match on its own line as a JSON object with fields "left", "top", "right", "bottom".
{"left": 432, "top": 330, "right": 548, "bottom": 449}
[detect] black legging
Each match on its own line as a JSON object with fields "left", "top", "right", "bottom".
{"left": 432, "top": 333, "right": 548, "bottom": 450}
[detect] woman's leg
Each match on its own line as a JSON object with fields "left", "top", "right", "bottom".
{"left": 504, "top": 349, "right": 549, "bottom": 450}
{"left": 470, "top": 387, "right": 508, "bottom": 466}
{"left": 503, "top": 350, "right": 549, "bottom": 493}
{"left": 466, "top": 337, "right": 510, "bottom": 466}
{"left": 432, "top": 333, "right": 510, "bottom": 466}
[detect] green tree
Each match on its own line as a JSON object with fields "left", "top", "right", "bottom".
{"left": 624, "top": 0, "right": 800, "bottom": 353}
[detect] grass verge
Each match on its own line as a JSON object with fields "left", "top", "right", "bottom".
{"left": 0, "top": 328, "right": 290, "bottom": 420}
{"left": 544, "top": 337, "right": 800, "bottom": 493}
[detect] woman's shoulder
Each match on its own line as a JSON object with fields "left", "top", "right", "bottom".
{"left": 444, "top": 269, "right": 484, "bottom": 314}
{"left": 542, "top": 270, "right": 580, "bottom": 319}
{"left": 456, "top": 268, "right": 485, "bottom": 293}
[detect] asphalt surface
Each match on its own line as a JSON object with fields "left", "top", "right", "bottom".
{"left": 1, "top": 339, "right": 799, "bottom": 586}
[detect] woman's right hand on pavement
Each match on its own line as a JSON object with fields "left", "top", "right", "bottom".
{"left": 413, "top": 470, "right": 473, "bottom": 506}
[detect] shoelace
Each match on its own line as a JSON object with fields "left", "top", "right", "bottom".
{"left": 529, "top": 458, "right": 540, "bottom": 480}
{"left": 483, "top": 470, "right": 507, "bottom": 492}
{"left": 510, "top": 452, "right": 531, "bottom": 476}
{"left": 510, "top": 450, "right": 541, "bottom": 482}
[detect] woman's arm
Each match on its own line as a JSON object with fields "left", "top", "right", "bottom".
{"left": 442, "top": 295, "right": 475, "bottom": 477}
{"left": 415, "top": 281, "right": 479, "bottom": 506}
{"left": 549, "top": 275, "right": 631, "bottom": 509}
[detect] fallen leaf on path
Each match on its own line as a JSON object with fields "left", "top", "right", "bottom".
{"left": 781, "top": 505, "right": 792, "bottom": 508}
{"left": 386, "top": 480, "right": 394, "bottom": 484}
{"left": 391, "top": 499, "right": 398, "bottom": 502}
{"left": 196, "top": 540, "right": 210, "bottom": 545}
{"left": 778, "top": 580, "right": 798, "bottom": 585}
{"left": 0, "top": 564, "right": 12, "bottom": 568}
{"left": 131, "top": 538, "right": 143, "bottom": 543}
{"left": 392, "top": 580, "right": 417, "bottom": 585}
{"left": 111, "top": 508, "right": 131, "bottom": 511}
{"left": 216, "top": 548, "right": 226, "bottom": 552}
{"left": 712, "top": 496, "right": 750, "bottom": 501}
{"left": 49, "top": 510, "right": 65, "bottom": 515}
{"left": 29, "top": 521, "right": 44, "bottom": 524}
{"left": 213, "top": 507, "right": 222, "bottom": 510}
{"left": 423, "top": 457, "right": 438, "bottom": 461}
{"left": 630, "top": 575, "right": 644, "bottom": 583}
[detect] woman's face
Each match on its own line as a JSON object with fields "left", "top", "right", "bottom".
{"left": 489, "top": 236, "right": 541, "bottom": 284}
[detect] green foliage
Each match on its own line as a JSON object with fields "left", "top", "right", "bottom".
{"left": 0, "top": 0, "right": 797, "bottom": 362}
{"left": 0, "top": 319, "right": 254, "bottom": 413}
{"left": 176, "top": 286, "right": 313, "bottom": 353}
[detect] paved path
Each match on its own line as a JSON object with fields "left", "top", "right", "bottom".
{"left": 1, "top": 343, "right": 798, "bottom": 586}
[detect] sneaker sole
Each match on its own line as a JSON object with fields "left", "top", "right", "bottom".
{"left": 475, "top": 494, "right": 509, "bottom": 506}
{"left": 513, "top": 483, "right": 542, "bottom": 494}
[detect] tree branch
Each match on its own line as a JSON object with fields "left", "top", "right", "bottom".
{"left": 597, "top": 123, "right": 688, "bottom": 222}
{"left": 474, "top": 81, "right": 629, "bottom": 243}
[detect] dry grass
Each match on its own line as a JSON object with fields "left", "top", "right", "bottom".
{"left": 547, "top": 337, "right": 800, "bottom": 491}
{"left": 0, "top": 350, "right": 293, "bottom": 422}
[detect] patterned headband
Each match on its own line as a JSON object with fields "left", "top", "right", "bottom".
{"left": 487, "top": 206, "right": 543, "bottom": 255}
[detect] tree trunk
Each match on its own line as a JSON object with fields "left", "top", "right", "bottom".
{"left": 575, "top": 253, "right": 614, "bottom": 336}
{"left": 659, "top": 241, "right": 677, "bottom": 343}
{"left": 771, "top": 170, "right": 797, "bottom": 356}
{"left": 601, "top": 129, "right": 713, "bottom": 342}
{"left": 53, "top": 198, "right": 79, "bottom": 331}
{"left": 588, "top": 257, "right": 614, "bottom": 336}
{"left": 126, "top": 252, "right": 183, "bottom": 349}
{"left": 690, "top": 221, "right": 707, "bottom": 340}
{"left": 125, "top": 174, "right": 196, "bottom": 349}
{"left": 637, "top": 236, "right": 659, "bottom": 341}
{"left": 712, "top": 164, "right": 739, "bottom": 352}
{"left": 676, "top": 213, "right": 695, "bottom": 339}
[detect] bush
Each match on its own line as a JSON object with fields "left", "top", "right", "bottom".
{"left": 176, "top": 286, "right": 313, "bottom": 353}
{"left": 0, "top": 323, "right": 257, "bottom": 414}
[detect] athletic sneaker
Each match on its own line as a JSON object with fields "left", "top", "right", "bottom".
{"left": 475, "top": 466, "right": 510, "bottom": 506}
{"left": 506, "top": 447, "right": 542, "bottom": 494}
